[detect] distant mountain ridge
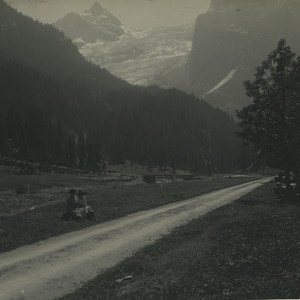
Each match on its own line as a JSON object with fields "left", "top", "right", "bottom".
{"left": 53, "top": 2, "right": 193, "bottom": 88}
{"left": 7, "top": 0, "right": 300, "bottom": 115}
{"left": 79, "top": 24, "right": 193, "bottom": 87}
{"left": 53, "top": 0, "right": 300, "bottom": 114}
{"left": 54, "top": 2, "right": 124, "bottom": 43}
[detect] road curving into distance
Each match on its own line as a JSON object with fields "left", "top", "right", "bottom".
{"left": 0, "top": 178, "right": 271, "bottom": 300}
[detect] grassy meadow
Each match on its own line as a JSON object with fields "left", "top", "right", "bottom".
{"left": 0, "top": 165, "right": 260, "bottom": 253}
{"left": 60, "top": 182, "right": 300, "bottom": 300}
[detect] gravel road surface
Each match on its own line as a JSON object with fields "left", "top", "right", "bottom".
{"left": 0, "top": 178, "right": 270, "bottom": 300}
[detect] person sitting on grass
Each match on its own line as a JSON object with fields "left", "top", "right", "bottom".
{"left": 62, "top": 189, "right": 79, "bottom": 221}
{"left": 75, "top": 190, "right": 96, "bottom": 220}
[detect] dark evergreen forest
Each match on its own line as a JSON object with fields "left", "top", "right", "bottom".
{"left": 0, "top": 1, "right": 243, "bottom": 173}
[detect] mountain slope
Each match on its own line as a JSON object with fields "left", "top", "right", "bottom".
{"left": 53, "top": 3, "right": 193, "bottom": 88}
{"left": 0, "top": 1, "right": 127, "bottom": 95}
{"left": 80, "top": 24, "right": 193, "bottom": 87}
{"left": 0, "top": 0, "right": 243, "bottom": 173}
{"left": 181, "top": 0, "right": 300, "bottom": 113}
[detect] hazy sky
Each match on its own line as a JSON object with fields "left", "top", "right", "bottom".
{"left": 6, "top": 0, "right": 210, "bottom": 28}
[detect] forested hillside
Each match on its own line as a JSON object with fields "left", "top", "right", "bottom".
{"left": 0, "top": 1, "right": 243, "bottom": 173}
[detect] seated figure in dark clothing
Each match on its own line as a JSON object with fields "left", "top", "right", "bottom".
{"left": 62, "top": 189, "right": 79, "bottom": 220}
{"left": 76, "top": 190, "right": 96, "bottom": 220}
{"left": 62, "top": 189, "right": 96, "bottom": 221}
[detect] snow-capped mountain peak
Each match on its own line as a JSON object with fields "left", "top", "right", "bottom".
{"left": 81, "top": 2, "right": 122, "bottom": 27}
{"left": 54, "top": 3, "right": 193, "bottom": 88}
{"left": 88, "top": 2, "right": 105, "bottom": 16}
{"left": 79, "top": 24, "right": 193, "bottom": 87}
{"left": 53, "top": 2, "right": 124, "bottom": 43}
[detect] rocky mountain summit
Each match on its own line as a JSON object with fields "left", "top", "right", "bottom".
{"left": 54, "top": 2, "right": 124, "bottom": 43}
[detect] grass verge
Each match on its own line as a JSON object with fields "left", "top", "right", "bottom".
{"left": 0, "top": 177, "right": 260, "bottom": 253}
{"left": 59, "top": 182, "right": 300, "bottom": 300}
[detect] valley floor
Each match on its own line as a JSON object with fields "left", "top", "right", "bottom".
{"left": 0, "top": 170, "right": 260, "bottom": 253}
{"left": 60, "top": 181, "right": 300, "bottom": 300}
{"left": 0, "top": 179, "right": 267, "bottom": 299}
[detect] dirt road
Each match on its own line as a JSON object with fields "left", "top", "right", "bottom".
{"left": 0, "top": 178, "right": 270, "bottom": 300}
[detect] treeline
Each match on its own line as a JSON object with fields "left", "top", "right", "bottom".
{"left": 0, "top": 62, "right": 105, "bottom": 169}
{"left": 0, "top": 62, "right": 242, "bottom": 172}
{"left": 0, "top": 1, "right": 244, "bottom": 173}
{"left": 105, "top": 87, "right": 241, "bottom": 172}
